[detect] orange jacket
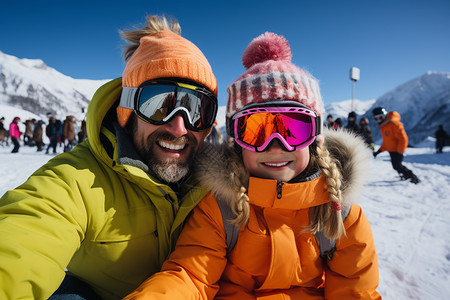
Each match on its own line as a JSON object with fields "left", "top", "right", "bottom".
{"left": 124, "top": 130, "right": 381, "bottom": 300}
{"left": 378, "top": 111, "right": 408, "bottom": 153}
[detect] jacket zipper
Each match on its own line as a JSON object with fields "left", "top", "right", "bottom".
{"left": 277, "top": 181, "right": 284, "bottom": 199}
{"left": 157, "top": 186, "right": 178, "bottom": 218}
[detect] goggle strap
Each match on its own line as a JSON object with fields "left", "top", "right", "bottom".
{"left": 315, "top": 115, "right": 323, "bottom": 135}
{"left": 119, "top": 87, "right": 138, "bottom": 110}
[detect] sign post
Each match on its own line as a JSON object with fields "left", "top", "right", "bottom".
{"left": 350, "top": 67, "right": 360, "bottom": 112}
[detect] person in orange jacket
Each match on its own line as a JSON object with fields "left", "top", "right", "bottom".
{"left": 124, "top": 32, "right": 381, "bottom": 300}
{"left": 372, "top": 107, "right": 420, "bottom": 184}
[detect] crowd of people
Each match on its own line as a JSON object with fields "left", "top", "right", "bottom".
{"left": 0, "top": 114, "right": 87, "bottom": 154}
{"left": 325, "top": 111, "right": 375, "bottom": 150}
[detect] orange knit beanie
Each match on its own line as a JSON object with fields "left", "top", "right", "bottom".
{"left": 117, "top": 29, "right": 217, "bottom": 127}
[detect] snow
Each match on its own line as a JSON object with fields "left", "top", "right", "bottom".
{"left": 1, "top": 121, "right": 449, "bottom": 299}
{"left": 361, "top": 147, "right": 450, "bottom": 299}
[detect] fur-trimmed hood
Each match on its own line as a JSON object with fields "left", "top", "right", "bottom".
{"left": 193, "top": 128, "right": 373, "bottom": 208}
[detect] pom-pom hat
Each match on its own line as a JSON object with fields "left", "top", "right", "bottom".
{"left": 226, "top": 32, "right": 323, "bottom": 119}
{"left": 117, "top": 29, "right": 218, "bottom": 127}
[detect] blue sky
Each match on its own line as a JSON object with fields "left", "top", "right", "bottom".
{"left": 1, "top": 0, "right": 449, "bottom": 107}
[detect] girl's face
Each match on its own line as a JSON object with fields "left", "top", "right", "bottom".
{"left": 242, "top": 140, "right": 310, "bottom": 182}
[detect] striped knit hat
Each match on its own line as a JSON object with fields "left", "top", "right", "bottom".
{"left": 226, "top": 32, "right": 323, "bottom": 118}
{"left": 117, "top": 29, "right": 217, "bottom": 127}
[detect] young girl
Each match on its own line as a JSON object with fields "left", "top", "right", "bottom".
{"left": 125, "top": 32, "right": 381, "bottom": 299}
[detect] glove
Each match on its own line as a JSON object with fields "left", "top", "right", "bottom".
{"left": 373, "top": 150, "right": 381, "bottom": 158}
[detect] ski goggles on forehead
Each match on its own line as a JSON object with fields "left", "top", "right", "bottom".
{"left": 230, "top": 101, "right": 322, "bottom": 152}
{"left": 119, "top": 79, "right": 218, "bottom": 131}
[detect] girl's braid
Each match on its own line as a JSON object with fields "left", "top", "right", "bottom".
{"left": 309, "top": 142, "right": 345, "bottom": 240}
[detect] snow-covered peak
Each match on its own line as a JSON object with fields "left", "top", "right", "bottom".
{"left": 324, "top": 98, "right": 376, "bottom": 120}
{"left": 0, "top": 51, "right": 110, "bottom": 121}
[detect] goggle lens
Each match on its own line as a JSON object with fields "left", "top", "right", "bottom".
{"left": 231, "top": 104, "right": 320, "bottom": 152}
{"left": 137, "top": 85, "right": 216, "bottom": 130}
{"left": 120, "top": 80, "right": 217, "bottom": 131}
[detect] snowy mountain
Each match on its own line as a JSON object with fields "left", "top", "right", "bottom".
{"left": 368, "top": 72, "right": 450, "bottom": 144}
{"left": 325, "top": 72, "right": 450, "bottom": 145}
{"left": 0, "top": 51, "right": 109, "bottom": 121}
{"left": 324, "top": 98, "right": 377, "bottom": 123}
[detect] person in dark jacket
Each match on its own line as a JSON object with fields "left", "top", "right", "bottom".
{"left": 45, "top": 117, "right": 59, "bottom": 154}
{"left": 334, "top": 117, "right": 343, "bottom": 129}
{"left": 435, "top": 124, "right": 447, "bottom": 153}
{"left": 77, "top": 120, "right": 87, "bottom": 143}
{"left": 345, "top": 111, "right": 360, "bottom": 134}
{"left": 358, "top": 117, "right": 375, "bottom": 150}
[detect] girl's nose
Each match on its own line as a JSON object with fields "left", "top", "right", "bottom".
{"left": 265, "top": 139, "right": 285, "bottom": 153}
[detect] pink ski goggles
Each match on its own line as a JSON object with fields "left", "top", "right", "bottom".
{"left": 230, "top": 101, "right": 322, "bottom": 152}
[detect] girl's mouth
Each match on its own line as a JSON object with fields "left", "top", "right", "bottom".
{"left": 263, "top": 161, "right": 290, "bottom": 167}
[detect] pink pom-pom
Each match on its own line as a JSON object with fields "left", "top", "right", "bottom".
{"left": 242, "top": 32, "right": 292, "bottom": 70}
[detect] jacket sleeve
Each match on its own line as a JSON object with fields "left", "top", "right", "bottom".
{"left": 124, "top": 193, "right": 228, "bottom": 299}
{"left": 324, "top": 204, "right": 381, "bottom": 300}
{"left": 394, "top": 123, "right": 408, "bottom": 153}
{"left": 378, "top": 127, "right": 387, "bottom": 153}
{"left": 0, "top": 163, "right": 87, "bottom": 299}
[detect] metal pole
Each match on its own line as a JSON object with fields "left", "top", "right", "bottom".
{"left": 351, "top": 80, "right": 355, "bottom": 112}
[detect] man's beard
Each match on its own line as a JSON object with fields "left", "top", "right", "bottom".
{"left": 138, "top": 131, "right": 198, "bottom": 183}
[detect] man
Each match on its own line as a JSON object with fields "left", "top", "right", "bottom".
{"left": 46, "top": 116, "right": 60, "bottom": 154}
{"left": 0, "top": 15, "right": 218, "bottom": 299}
{"left": 345, "top": 111, "right": 360, "bottom": 134}
{"left": 435, "top": 124, "right": 447, "bottom": 153}
{"left": 372, "top": 107, "right": 420, "bottom": 184}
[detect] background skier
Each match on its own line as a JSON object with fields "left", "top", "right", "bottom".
{"left": 372, "top": 107, "right": 420, "bottom": 184}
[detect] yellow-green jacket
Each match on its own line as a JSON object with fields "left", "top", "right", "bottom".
{"left": 0, "top": 78, "right": 207, "bottom": 299}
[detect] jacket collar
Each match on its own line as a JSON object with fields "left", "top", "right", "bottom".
{"left": 248, "top": 175, "right": 329, "bottom": 209}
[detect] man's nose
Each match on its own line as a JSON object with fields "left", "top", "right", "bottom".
{"left": 164, "top": 114, "right": 188, "bottom": 137}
